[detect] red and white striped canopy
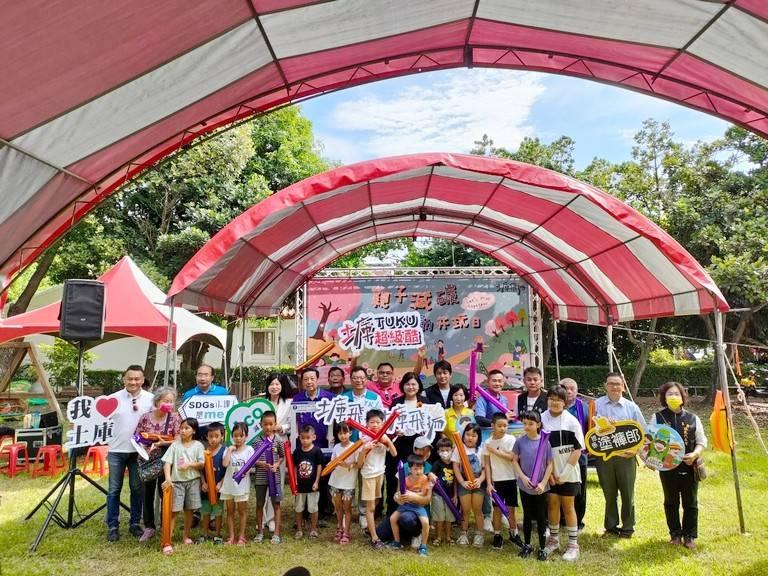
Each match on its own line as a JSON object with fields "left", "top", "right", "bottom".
{"left": 168, "top": 153, "right": 728, "bottom": 324}
{"left": 1, "top": 1, "right": 767, "bottom": 293}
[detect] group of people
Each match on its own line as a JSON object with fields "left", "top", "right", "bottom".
{"left": 104, "top": 360, "right": 707, "bottom": 560}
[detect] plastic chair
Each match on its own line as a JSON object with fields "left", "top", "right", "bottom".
{"left": 31, "top": 444, "right": 67, "bottom": 478}
{"left": 0, "top": 443, "right": 30, "bottom": 478}
{"left": 82, "top": 444, "right": 109, "bottom": 477}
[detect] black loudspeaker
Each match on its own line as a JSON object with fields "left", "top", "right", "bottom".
{"left": 59, "top": 280, "right": 105, "bottom": 341}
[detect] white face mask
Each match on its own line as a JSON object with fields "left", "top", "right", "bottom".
{"left": 438, "top": 450, "right": 452, "bottom": 462}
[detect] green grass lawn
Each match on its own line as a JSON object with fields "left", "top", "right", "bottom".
{"left": 2, "top": 406, "right": 767, "bottom": 576}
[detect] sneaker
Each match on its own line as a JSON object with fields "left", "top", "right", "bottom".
{"left": 492, "top": 533, "right": 503, "bottom": 550}
{"left": 129, "top": 524, "right": 144, "bottom": 538}
{"left": 107, "top": 529, "right": 120, "bottom": 542}
{"left": 618, "top": 529, "right": 633, "bottom": 538}
{"left": 139, "top": 527, "right": 155, "bottom": 542}
{"left": 563, "top": 543, "right": 580, "bottom": 561}
{"left": 670, "top": 537, "right": 682, "bottom": 545}
{"left": 457, "top": 532, "right": 469, "bottom": 546}
{"left": 509, "top": 532, "right": 525, "bottom": 548}
{"left": 309, "top": 530, "right": 319, "bottom": 539}
{"left": 684, "top": 538, "right": 697, "bottom": 550}
{"left": 417, "top": 544, "right": 428, "bottom": 557}
{"left": 388, "top": 541, "right": 403, "bottom": 549}
{"left": 410, "top": 535, "right": 421, "bottom": 549}
{"left": 544, "top": 535, "right": 560, "bottom": 554}
{"left": 472, "top": 533, "right": 484, "bottom": 548}
{"left": 294, "top": 531, "right": 304, "bottom": 539}
{"left": 518, "top": 544, "right": 533, "bottom": 558}
{"left": 537, "top": 548, "right": 548, "bottom": 561}
{"left": 371, "top": 539, "right": 385, "bottom": 550}
{"left": 194, "top": 536, "right": 207, "bottom": 544}
{"left": 212, "top": 537, "right": 224, "bottom": 545}
{"left": 253, "top": 532, "right": 264, "bottom": 543}
{"left": 271, "top": 535, "right": 282, "bottom": 544}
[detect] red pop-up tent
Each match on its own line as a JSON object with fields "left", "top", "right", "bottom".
{"left": 0, "top": 256, "right": 225, "bottom": 350}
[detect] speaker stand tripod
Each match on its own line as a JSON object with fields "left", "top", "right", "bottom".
{"left": 26, "top": 341, "right": 129, "bottom": 552}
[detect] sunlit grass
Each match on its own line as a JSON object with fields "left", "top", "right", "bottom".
{"left": 2, "top": 406, "right": 767, "bottom": 576}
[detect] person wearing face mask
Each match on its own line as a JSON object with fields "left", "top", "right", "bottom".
{"left": 649, "top": 382, "right": 707, "bottom": 550}
{"left": 430, "top": 436, "right": 458, "bottom": 545}
{"left": 133, "top": 386, "right": 181, "bottom": 542}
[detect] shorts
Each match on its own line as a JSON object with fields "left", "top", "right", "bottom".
{"left": 199, "top": 497, "right": 224, "bottom": 516}
{"left": 220, "top": 492, "right": 249, "bottom": 503}
{"left": 361, "top": 475, "right": 384, "bottom": 501}
{"left": 172, "top": 479, "right": 201, "bottom": 513}
{"left": 493, "top": 480, "right": 519, "bottom": 507}
{"left": 430, "top": 494, "right": 456, "bottom": 523}
{"left": 549, "top": 481, "right": 581, "bottom": 497}
{"left": 294, "top": 492, "right": 320, "bottom": 513}
{"left": 254, "top": 483, "right": 283, "bottom": 506}
{"left": 398, "top": 503, "right": 428, "bottom": 518}
{"left": 329, "top": 486, "right": 355, "bottom": 501}
{"left": 457, "top": 482, "right": 485, "bottom": 498}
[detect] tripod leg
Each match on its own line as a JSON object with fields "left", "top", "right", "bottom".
{"left": 25, "top": 473, "right": 69, "bottom": 520}
{"left": 29, "top": 471, "right": 74, "bottom": 552}
{"left": 74, "top": 469, "right": 131, "bottom": 512}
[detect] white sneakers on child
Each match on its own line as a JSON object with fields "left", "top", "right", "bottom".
{"left": 544, "top": 535, "right": 560, "bottom": 555}
{"left": 457, "top": 533, "right": 469, "bottom": 545}
{"left": 472, "top": 533, "right": 485, "bottom": 548}
{"left": 563, "top": 543, "right": 580, "bottom": 561}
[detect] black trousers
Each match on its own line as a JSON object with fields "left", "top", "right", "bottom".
{"left": 660, "top": 469, "right": 699, "bottom": 539}
{"left": 575, "top": 461, "right": 587, "bottom": 528}
{"left": 519, "top": 491, "right": 548, "bottom": 548}
{"left": 142, "top": 477, "right": 162, "bottom": 529}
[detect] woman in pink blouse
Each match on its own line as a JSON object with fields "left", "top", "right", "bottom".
{"left": 134, "top": 386, "right": 181, "bottom": 542}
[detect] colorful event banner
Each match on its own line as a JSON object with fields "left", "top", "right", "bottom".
{"left": 307, "top": 276, "right": 531, "bottom": 386}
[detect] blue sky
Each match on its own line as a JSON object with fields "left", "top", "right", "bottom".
{"left": 300, "top": 69, "right": 732, "bottom": 169}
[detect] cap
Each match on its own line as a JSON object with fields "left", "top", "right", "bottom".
{"left": 413, "top": 436, "right": 431, "bottom": 450}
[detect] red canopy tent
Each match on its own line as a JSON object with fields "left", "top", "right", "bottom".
{"left": 0, "top": 256, "right": 225, "bottom": 350}
{"left": 167, "top": 153, "right": 728, "bottom": 324}
{"left": 1, "top": 1, "right": 767, "bottom": 293}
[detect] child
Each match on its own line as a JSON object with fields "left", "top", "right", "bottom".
{"left": 161, "top": 417, "right": 205, "bottom": 555}
{"left": 253, "top": 410, "right": 285, "bottom": 544}
{"left": 357, "top": 409, "right": 397, "bottom": 549}
{"left": 484, "top": 413, "right": 523, "bottom": 550}
{"left": 199, "top": 421, "right": 227, "bottom": 544}
{"left": 430, "top": 437, "right": 456, "bottom": 546}
{"left": 220, "top": 421, "right": 254, "bottom": 545}
{"left": 452, "top": 422, "right": 486, "bottom": 547}
{"left": 541, "top": 385, "right": 584, "bottom": 561}
{"left": 511, "top": 410, "right": 553, "bottom": 561}
{"left": 293, "top": 425, "right": 325, "bottom": 539}
{"left": 389, "top": 454, "right": 431, "bottom": 556}
{"left": 329, "top": 422, "right": 357, "bottom": 545}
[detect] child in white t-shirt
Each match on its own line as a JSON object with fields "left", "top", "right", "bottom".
{"left": 484, "top": 413, "right": 523, "bottom": 550}
{"left": 220, "top": 422, "right": 254, "bottom": 545}
{"left": 329, "top": 422, "right": 358, "bottom": 545}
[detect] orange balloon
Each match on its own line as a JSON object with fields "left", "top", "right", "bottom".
{"left": 321, "top": 439, "right": 364, "bottom": 477}
{"left": 161, "top": 484, "right": 173, "bottom": 548}
{"left": 204, "top": 450, "right": 217, "bottom": 506}
{"left": 452, "top": 432, "right": 475, "bottom": 483}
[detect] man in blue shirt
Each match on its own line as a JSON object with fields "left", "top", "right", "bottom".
{"left": 594, "top": 373, "right": 646, "bottom": 538}
{"left": 342, "top": 367, "right": 384, "bottom": 441}
{"left": 182, "top": 364, "right": 228, "bottom": 401}
{"left": 474, "top": 369, "right": 515, "bottom": 427}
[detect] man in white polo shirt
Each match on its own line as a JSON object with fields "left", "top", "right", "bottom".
{"left": 106, "top": 365, "right": 153, "bottom": 542}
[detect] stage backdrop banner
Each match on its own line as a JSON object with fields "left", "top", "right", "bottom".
{"left": 306, "top": 276, "right": 531, "bottom": 387}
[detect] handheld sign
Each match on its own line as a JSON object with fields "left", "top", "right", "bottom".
{"left": 224, "top": 398, "right": 274, "bottom": 445}
{"left": 639, "top": 424, "right": 684, "bottom": 471}
{"left": 585, "top": 416, "right": 644, "bottom": 461}
{"left": 179, "top": 395, "right": 238, "bottom": 426}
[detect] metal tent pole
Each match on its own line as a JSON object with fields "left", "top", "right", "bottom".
{"left": 165, "top": 296, "right": 175, "bottom": 388}
{"left": 715, "top": 310, "right": 746, "bottom": 533}
{"left": 239, "top": 317, "right": 246, "bottom": 387}
{"left": 607, "top": 324, "right": 614, "bottom": 372}
{"left": 553, "top": 319, "right": 561, "bottom": 382}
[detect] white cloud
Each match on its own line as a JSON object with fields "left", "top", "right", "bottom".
{"left": 325, "top": 69, "right": 545, "bottom": 161}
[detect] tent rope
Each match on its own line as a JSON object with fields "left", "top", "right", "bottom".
{"left": 724, "top": 352, "right": 768, "bottom": 455}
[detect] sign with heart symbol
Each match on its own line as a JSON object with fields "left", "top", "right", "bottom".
{"left": 95, "top": 396, "right": 118, "bottom": 418}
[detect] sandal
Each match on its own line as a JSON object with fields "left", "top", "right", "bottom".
{"left": 182, "top": 537, "right": 194, "bottom": 545}
{"left": 237, "top": 536, "right": 247, "bottom": 546}
{"left": 162, "top": 545, "right": 174, "bottom": 555}
{"left": 334, "top": 528, "right": 343, "bottom": 542}
{"left": 340, "top": 531, "right": 350, "bottom": 545}
{"left": 224, "top": 538, "right": 235, "bottom": 546}
{"left": 432, "top": 538, "right": 441, "bottom": 546}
